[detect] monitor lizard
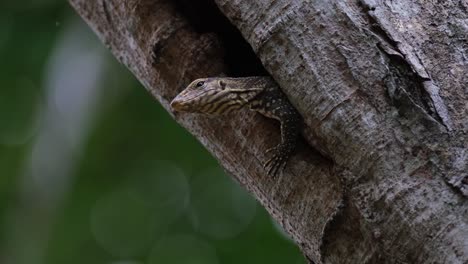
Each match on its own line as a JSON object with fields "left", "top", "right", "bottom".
{"left": 170, "top": 76, "right": 302, "bottom": 176}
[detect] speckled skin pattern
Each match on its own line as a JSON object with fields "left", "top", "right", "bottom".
{"left": 171, "top": 76, "right": 302, "bottom": 176}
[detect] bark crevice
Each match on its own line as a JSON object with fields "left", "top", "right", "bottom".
{"left": 359, "top": 0, "right": 453, "bottom": 131}
{"left": 358, "top": 0, "right": 449, "bottom": 131}
{"left": 172, "top": 0, "right": 268, "bottom": 77}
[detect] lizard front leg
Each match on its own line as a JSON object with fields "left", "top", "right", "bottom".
{"left": 250, "top": 89, "right": 302, "bottom": 177}
{"left": 264, "top": 114, "right": 301, "bottom": 176}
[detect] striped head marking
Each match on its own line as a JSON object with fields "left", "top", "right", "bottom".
{"left": 170, "top": 77, "right": 262, "bottom": 115}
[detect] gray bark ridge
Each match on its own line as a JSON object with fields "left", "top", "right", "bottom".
{"left": 70, "top": 0, "right": 468, "bottom": 263}
{"left": 215, "top": 0, "right": 468, "bottom": 263}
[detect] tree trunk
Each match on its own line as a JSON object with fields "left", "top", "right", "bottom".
{"left": 69, "top": 0, "right": 467, "bottom": 263}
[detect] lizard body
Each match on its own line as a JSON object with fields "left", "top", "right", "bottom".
{"left": 171, "top": 76, "right": 301, "bottom": 176}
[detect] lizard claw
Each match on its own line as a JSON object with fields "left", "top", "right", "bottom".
{"left": 264, "top": 146, "right": 276, "bottom": 155}
{"left": 263, "top": 145, "right": 290, "bottom": 177}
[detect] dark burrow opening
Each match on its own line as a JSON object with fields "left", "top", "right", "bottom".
{"left": 172, "top": 0, "right": 269, "bottom": 77}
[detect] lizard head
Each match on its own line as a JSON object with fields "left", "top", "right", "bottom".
{"left": 170, "top": 77, "right": 257, "bottom": 115}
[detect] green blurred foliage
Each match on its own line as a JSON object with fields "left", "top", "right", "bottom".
{"left": 0, "top": 1, "right": 305, "bottom": 264}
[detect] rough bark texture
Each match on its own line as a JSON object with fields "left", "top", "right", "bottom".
{"left": 69, "top": 0, "right": 467, "bottom": 263}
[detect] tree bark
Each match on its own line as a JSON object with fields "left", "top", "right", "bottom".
{"left": 69, "top": 0, "right": 467, "bottom": 263}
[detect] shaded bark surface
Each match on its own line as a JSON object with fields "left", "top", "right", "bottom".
{"left": 70, "top": 0, "right": 467, "bottom": 263}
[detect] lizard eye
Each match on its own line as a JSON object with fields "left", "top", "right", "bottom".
{"left": 219, "top": 80, "right": 226, "bottom": 90}
{"left": 196, "top": 81, "right": 205, "bottom": 87}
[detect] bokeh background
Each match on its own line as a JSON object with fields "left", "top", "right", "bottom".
{"left": 0, "top": 1, "right": 305, "bottom": 264}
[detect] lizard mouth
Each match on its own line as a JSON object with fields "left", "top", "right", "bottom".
{"left": 170, "top": 99, "right": 185, "bottom": 111}
{"left": 170, "top": 89, "right": 218, "bottom": 112}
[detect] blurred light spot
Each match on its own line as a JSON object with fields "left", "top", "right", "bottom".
{"left": 190, "top": 168, "right": 256, "bottom": 240}
{"left": 0, "top": 77, "right": 42, "bottom": 146}
{"left": 91, "top": 161, "right": 190, "bottom": 258}
{"left": 21, "top": 17, "right": 107, "bottom": 208}
{"left": 148, "top": 234, "right": 218, "bottom": 264}
{"left": 47, "top": 21, "right": 106, "bottom": 149}
{"left": 126, "top": 160, "right": 190, "bottom": 222}
{"left": 90, "top": 189, "right": 156, "bottom": 258}
{"left": 3, "top": 16, "right": 115, "bottom": 264}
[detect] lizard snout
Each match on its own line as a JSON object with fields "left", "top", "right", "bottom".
{"left": 170, "top": 97, "right": 184, "bottom": 112}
